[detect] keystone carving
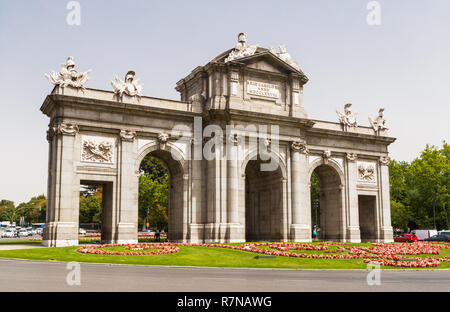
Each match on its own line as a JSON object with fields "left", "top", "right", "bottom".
{"left": 322, "top": 149, "right": 331, "bottom": 164}
{"left": 158, "top": 132, "right": 170, "bottom": 148}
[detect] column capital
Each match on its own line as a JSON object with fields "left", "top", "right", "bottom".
{"left": 120, "top": 129, "right": 136, "bottom": 142}
{"left": 346, "top": 152, "right": 358, "bottom": 162}
{"left": 379, "top": 156, "right": 390, "bottom": 166}
{"left": 52, "top": 123, "right": 79, "bottom": 136}
{"left": 291, "top": 140, "right": 308, "bottom": 154}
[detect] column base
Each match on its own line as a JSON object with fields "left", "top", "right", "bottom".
{"left": 290, "top": 224, "right": 312, "bottom": 242}
{"left": 114, "top": 222, "right": 137, "bottom": 244}
{"left": 226, "top": 223, "right": 245, "bottom": 242}
{"left": 189, "top": 223, "right": 205, "bottom": 243}
{"left": 203, "top": 223, "right": 245, "bottom": 243}
{"left": 346, "top": 226, "right": 361, "bottom": 243}
{"left": 42, "top": 221, "right": 78, "bottom": 247}
{"left": 42, "top": 239, "right": 79, "bottom": 247}
{"left": 379, "top": 226, "right": 394, "bottom": 243}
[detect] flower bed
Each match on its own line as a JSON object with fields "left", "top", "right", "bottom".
{"left": 77, "top": 243, "right": 179, "bottom": 256}
{"left": 74, "top": 241, "right": 450, "bottom": 268}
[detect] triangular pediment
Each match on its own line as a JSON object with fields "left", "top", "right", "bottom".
{"left": 212, "top": 48, "right": 308, "bottom": 81}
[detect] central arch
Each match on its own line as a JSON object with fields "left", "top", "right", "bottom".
{"left": 136, "top": 143, "right": 187, "bottom": 241}
{"left": 309, "top": 162, "right": 345, "bottom": 241}
{"left": 243, "top": 154, "right": 285, "bottom": 241}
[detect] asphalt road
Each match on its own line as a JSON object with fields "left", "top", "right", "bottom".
{"left": 0, "top": 258, "right": 449, "bottom": 292}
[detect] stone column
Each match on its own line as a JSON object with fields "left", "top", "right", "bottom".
{"left": 345, "top": 153, "right": 361, "bottom": 243}
{"left": 289, "top": 141, "right": 311, "bottom": 242}
{"left": 189, "top": 140, "right": 204, "bottom": 242}
{"left": 116, "top": 130, "right": 138, "bottom": 244}
{"left": 227, "top": 134, "right": 244, "bottom": 242}
{"left": 379, "top": 156, "right": 394, "bottom": 242}
{"left": 42, "top": 123, "right": 79, "bottom": 247}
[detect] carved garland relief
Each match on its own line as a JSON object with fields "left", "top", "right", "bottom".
{"left": 357, "top": 161, "right": 377, "bottom": 183}
{"left": 81, "top": 136, "right": 115, "bottom": 164}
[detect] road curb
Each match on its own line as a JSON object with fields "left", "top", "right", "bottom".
{"left": 0, "top": 257, "right": 449, "bottom": 272}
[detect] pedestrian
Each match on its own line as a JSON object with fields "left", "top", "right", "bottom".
{"left": 155, "top": 229, "right": 160, "bottom": 242}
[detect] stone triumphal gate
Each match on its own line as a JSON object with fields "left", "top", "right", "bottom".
{"left": 41, "top": 33, "right": 395, "bottom": 247}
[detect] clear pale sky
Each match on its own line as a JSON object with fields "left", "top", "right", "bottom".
{"left": 0, "top": 0, "right": 449, "bottom": 205}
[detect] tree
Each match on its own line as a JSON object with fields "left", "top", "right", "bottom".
{"left": 405, "top": 142, "right": 449, "bottom": 230}
{"left": 79, "top": 195, "right": 102, "bottom": 223}
{"left": 389, "top": 160, "right": 413, "bottom": 231}
{"left": 79, "top": 187, "right": 102, "bottom": 224}
{"left": 138, "top": 155, "right": 169, "bottom": 230}
{"left": 0, "top": 199, "right": 15, "bottom": 223}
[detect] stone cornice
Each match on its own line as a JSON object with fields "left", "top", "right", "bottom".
{"left": 307, "top": 126, "right": 396, "bottom": 145}
{"left": 41, "top": 93, "right": 200, "bottom": 122}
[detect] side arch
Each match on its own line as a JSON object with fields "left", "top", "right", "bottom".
{"left": 308, "top": 157, "right": 345, "bottom": 185}
{"left": 240, "top": 147, "right": 288, "bottom": 180}
{"left": 135, "top": 141, "right": 187, "bottom": 176}
{"left": 308, "top": 156, "right": 346, "bottom": 241}
{"left": 134, "top": 140, "right": 189, "bottom": 242}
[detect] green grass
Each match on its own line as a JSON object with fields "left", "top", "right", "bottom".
{"left": 0, "top": 242, "right": 448, "bottom": 270}
{"left": 0, "top": 240, "right": 41, "bottom": 245}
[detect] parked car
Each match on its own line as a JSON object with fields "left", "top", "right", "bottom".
{"left": 17, "top": 229, "right": 30, "bottom": 237}
{"left": 1, "top": 229, "right": 15, "bottom": 238}
{"left": 78, "top": 228, "right": 87, "bottom": 235}
{"left": 424, "top": 233, "right": 450, "bottom": 242}
{"left": 394, "top": 233, "right": 419, "bottom": 243}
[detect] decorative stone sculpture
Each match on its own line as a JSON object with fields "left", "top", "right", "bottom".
{"left": 225, "top": 32, "right": 258, "bottom": 63}
{"left": 322, "top": 149, "right": 331, "bottom": 164}
{"left": 45, "top": 57, "right": 91, "bottom": 89}
{"left": 291, "top": 140, "right": 308, "bottom": 154}
{"left": 379, "top": 156, "right": 390, "bottom": 166}
{"left": 187, "top": 93, "right": 206, "bottom": 106}
{"left": 53, "top": 123, "right": 79, "bottom": 136}
{"left": 81, "top": 139, "right": 113, "bottom": 163}
{"left": 270, "top": 45, "right": 300, "bottom": 70}
{"left": 111, "top": 70, "right": 143, "bottom": 98}
{"left": 228, "top": 133, "right": 240, "bottom": 146}
{"left": 358, "top": 163, "right": 376, "bottom": 182}
{"left": 336, "top": 103, "right": 358, "bottom": 131}
{"left": 120, "top": 129, "right": 136, "bottom": 142}
{"left": 346, "top": 153, "right": 358, "bottom": 161}
{"left": 158, "top": 132, "right": 170, "bottom": 149}
{"left": 369, "top": 108, "right": 388, "bottom": 136}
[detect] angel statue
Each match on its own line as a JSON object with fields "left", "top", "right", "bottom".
{"left": 111, "top": 70, "right": 143, "bottom": 99}
{"left": 45, "top": 56, "right": 91, "bottom": 89}
{"left": 225, "top": 32, "right": 258, "bottom": 62}
{"left": 277, "top": 45, "right": 300, "bottom": 70}
{"left": 336, "top": 103, "right": 358, "bottom": 131}
{"left": 369, "top": 108, "right": 388, "bottom": 136}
